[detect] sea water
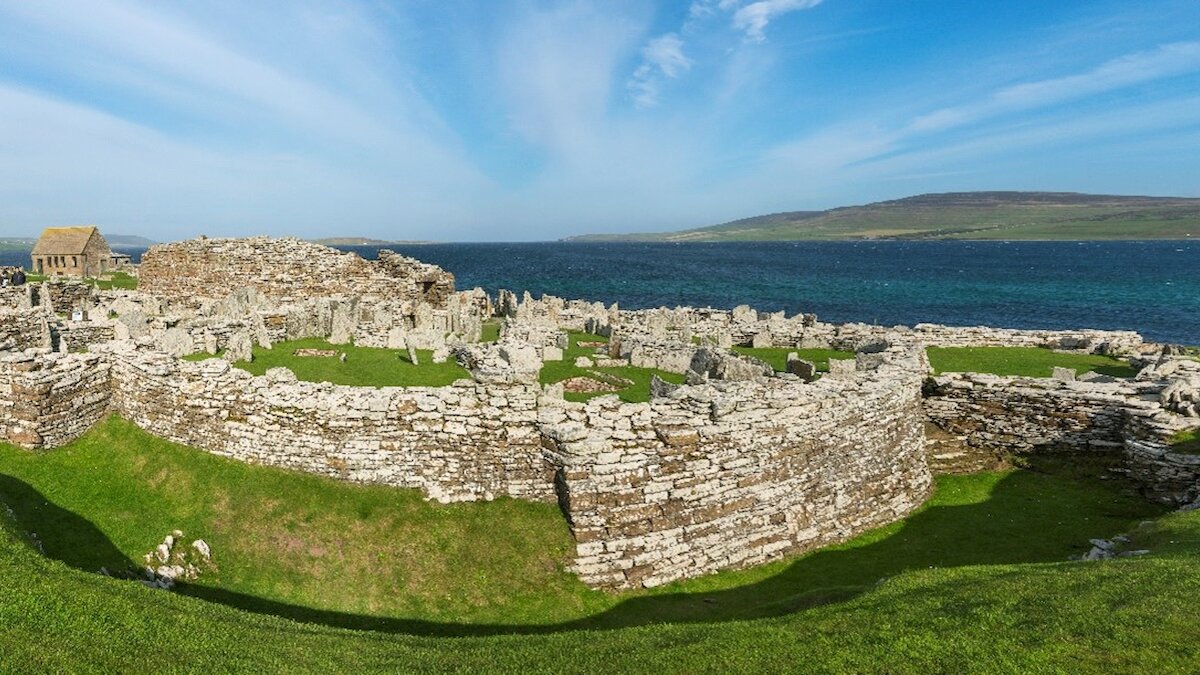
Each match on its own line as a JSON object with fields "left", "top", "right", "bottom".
{"left": 3, "top": 241, "right": 1196, "bottom": 344}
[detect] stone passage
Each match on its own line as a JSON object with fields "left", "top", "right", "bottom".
{"left": 541, "top": 358, "right": 933, "bottom": 589}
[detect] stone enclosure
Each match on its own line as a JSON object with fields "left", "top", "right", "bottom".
{"left": 2, "top": 236, "right": 1198, "bottom": 590}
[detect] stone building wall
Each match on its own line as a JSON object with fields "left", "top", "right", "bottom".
{"left": 57, "top": 320, "right": 117, "bottom": 353}
{"left": 922, "top": 373, "right": 1159, "bottom": 455}
{"left": 540, "top": 364, "right": 932, "bottom": 589}
{"left": 0, "top": 309, "right": 50, "bottom": 352}
{"left": 106, "top": 349, "right": 552, "bottom": 504}
{"left": 41, "top": 280, "right": 96, "bottom": 314}
{"left": 0, "top": 285, "right": 34, "bottom": 311}
{"left": 0, "top": 350, "right": 111, "bottom": 449}
{"left": 138, "top": 237, "right": 455, "bottom": 304}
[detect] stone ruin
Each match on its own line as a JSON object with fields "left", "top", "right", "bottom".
{"left": 1, "top": 236, "right": 1198, "bottom": 590}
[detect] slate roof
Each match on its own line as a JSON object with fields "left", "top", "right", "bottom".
{"left": 32, "top": 226, "right": 99, "bottom": 255}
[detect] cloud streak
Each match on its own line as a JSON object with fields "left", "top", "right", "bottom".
{"left": 629, "top": 33, "right": 693, "bottom": 108}
{"left": 732, "top": 0, "right": 824, "bottom": 42}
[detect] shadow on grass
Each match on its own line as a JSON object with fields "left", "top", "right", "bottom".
{"left": 0, "top": 474, "right": 135, "bottom": 574}
{"left": 0, "top": 460, "right": 1166, "bottom": 637}
{"left": 1093, "top": 363, "right": 1138, "bottom": 378}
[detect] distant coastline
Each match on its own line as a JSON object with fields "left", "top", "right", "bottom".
{"left": 563, "top": 191, "right": 1200, "bottom": 242}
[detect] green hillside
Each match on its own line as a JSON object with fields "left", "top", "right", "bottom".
{"left": 566, "top": 192, "right": 1200, "bottom": 241}
{"left": 3, "top": 417, "right": 1199, "bottom": 670}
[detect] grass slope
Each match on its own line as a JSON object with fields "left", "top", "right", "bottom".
{"left": 566, "top": 192, "right": 1200, "bottom": 242}
{"left": 186, "top": 338, "right": 471, "bottom": 387}
{"left": 0, "top": 420, "right": 1196, "bottom": 670}
{"left": 927, "top": 346, "right": 1137, "bottom": 378}
{"left": 539, "top": 331, "right": 685, "bottom": 403}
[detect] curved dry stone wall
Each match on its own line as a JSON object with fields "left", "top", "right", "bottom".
{"left": 540, "top": 362, "right": 933, "bottom": 589}
{"left": 925, "top": 365, "right": 1200, "bottom": 504}
{"left": 107, "top": 348, "right": 552, "bottom": 504}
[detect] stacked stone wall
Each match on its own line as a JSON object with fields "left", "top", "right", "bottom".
{"left": 0, "top": 309, "right": 50, "bottom": 352}
{"left": 107, "top": 351, "right": 552, "bottom": 503}
{"left": 541, "top": 367, "right": 932, "bottom": 589}
{"left": 0, "top": 350, "right": 111, "bottom": 449}
{"left": 923, "top": 373, "right": 1158, "bottom": 455}
{"left": 139, "top": 237, "right": 455, "bottom": 304}
{"left": 42, "top": 280, "right": 96, "bottom": 313}
{"left": 57, "top": 320, "right": 117, "bottom": 352}
{"left": 0, "top": 285, "right": 33, "bottom": 310}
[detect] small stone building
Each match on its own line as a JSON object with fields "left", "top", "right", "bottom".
{"left": 31, "top": 226, "right": 113, "bottom": 278}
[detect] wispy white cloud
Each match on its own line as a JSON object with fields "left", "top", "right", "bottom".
{"left": 732, "top": 0, "right": 824, "bottom": 42}
{"left": 629, "top": 33, "right": 693, "bottom": 108}
{"left": 909, "top": 41, "right": 1200, "bottom": 133}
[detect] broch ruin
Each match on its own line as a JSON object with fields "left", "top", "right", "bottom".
{"left": 1, "top": 236, "right": 1198, "bottom": 589}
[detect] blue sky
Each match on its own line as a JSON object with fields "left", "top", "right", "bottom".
{"left": 0, "top": 0, "right": 1198, "bottom": 241}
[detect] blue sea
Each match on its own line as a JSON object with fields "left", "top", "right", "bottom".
{"left": 4, "top": 241, "right": 1197, "bottom": 344}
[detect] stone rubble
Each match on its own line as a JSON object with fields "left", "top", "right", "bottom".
{"left": 3, "top": 236, "right": 1198, "bottom": 590}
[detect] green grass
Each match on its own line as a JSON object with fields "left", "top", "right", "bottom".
{"left": 480, "top": 320, "right": 501, "bottom": 343}
{"left": 1167, "top": 428, "right": 1200, "bottom": 455}
{"left": 731, "top": 346, "right": 855, "bottom": 373}
{"left": 186, "top": 338, "right": 471, "bottom": 387}
{"left": 91, "top": 271, "right": 138, "bottom": 290}
{"left": 2, "top": 419, "right": 1196, "bottom": 670}
{"left": 927, "top": 346, "right": 1137, "bottom": 378}
{"left": 538, "top": 331, "right": 685, "bottom": 403}
{"left": 15, "top": 271, "right": 137, "bottom": 289}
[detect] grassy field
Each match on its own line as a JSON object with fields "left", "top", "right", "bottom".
{"left": 17, "top": 271, "right": 137, "bottom": 290}
{"left": 186, "top": 338, "right": 471, "bottom": 387}
{"left": 2, "top": 418, "right": 1197, "bottom": 670}
{"left": 91, "top": 271, "right": 138, "bottom": 290}
{"left": 927, "top": 346, "right": 1137, "bottom": 378}
{"left": 539, "top": 331, "right": 685, "bottom": 403}
{"left": 480, "top": 320, "right": 501, "bottom": 343}
{"left": 731, "top": 346, "right": 855, "bottom": 373}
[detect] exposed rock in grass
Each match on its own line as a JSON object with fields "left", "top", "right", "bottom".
{"left": 139, "top": 530, "right": 214, "bottom": 590}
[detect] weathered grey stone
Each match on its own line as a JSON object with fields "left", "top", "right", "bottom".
{"left": 1052, "top": 366, "right": 1077, "bottom": 382}
{"left": 649, "top": 374, "right": 681, "bottom": 398}
{"left": 157, "top": 327, "right": 195, "bottom": 358}
{"left": 224, "top": 332, "right": 253, "bottom": 363}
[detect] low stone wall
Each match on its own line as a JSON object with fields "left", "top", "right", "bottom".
{"left": 0, "top": 285, "right": 33, "bottom": 310}
{"left": 57, "top": 320, "right": 117, "bottom": 353}
{"left": 42, "top": 280, "right": 96, "bottom": 314}
{"left": 541, "top": 364, "right": 932, "bottom": 589}
{"left": 107, "top": 349, "right": 552, "bottom": 503}
{"left": 922, "top": 373, "right": 1156, "bottom": 455}
{"left": 0, "top": 350, "right": 111, "bottom": 449}
{"left": 0, "top": 309, "right": 49, "bottom": 352}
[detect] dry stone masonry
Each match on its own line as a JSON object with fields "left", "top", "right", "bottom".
{"left": 2, "top": 236, "right": 1197, "bottom": 590}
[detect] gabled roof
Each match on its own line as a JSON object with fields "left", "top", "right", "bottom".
{"left": 32, "top": 226, "right": 100, "bottom": 255}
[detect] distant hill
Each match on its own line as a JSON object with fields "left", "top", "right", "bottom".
{"left": 106, "top": 234, "right": 157, "bottom": 248}
{"left": 564, "top": 192, "right": 1200, "bottom": 242}
{"left": 310, "top": 237, "right": 438, "bottom": 246}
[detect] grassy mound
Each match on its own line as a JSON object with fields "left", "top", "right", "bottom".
{"left": 0, "top": 417, "right": 1170, "bottom": 640}
{"left": 927, "top": 346, "right": 1136, "bottom": 378}
{"left": 1, "top": 426, "right": 1197, "bottom": 669}
{"left": 186, "top": 338, "right": 471, "bottom": 388}
{"left": 539, "top": 331, "right": 685, "bottom": 403}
